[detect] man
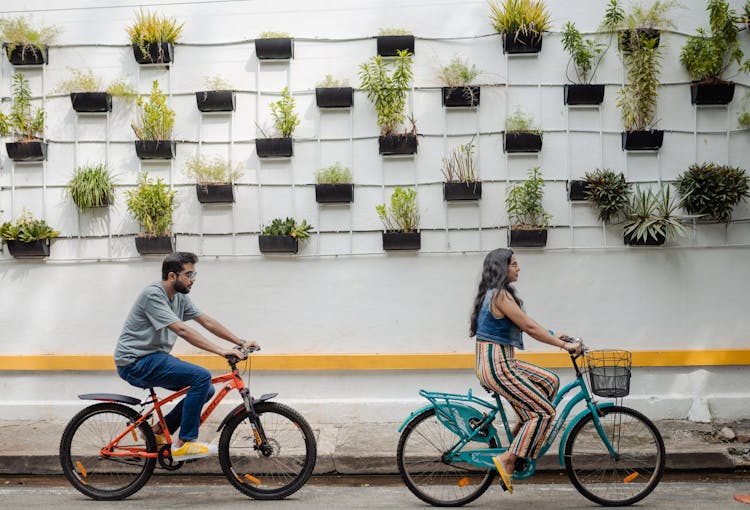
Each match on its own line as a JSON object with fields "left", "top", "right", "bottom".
{"left": 114, "top": 252, "right": 257, "bottom": 460}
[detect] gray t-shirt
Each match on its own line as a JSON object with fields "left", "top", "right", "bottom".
{"left": 114, "top": 282, "right": 201, "bottom": 366}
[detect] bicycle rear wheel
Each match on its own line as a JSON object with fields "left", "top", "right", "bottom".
{"left": 219, "top": 401, "right": 317, "bottom": 500}
{"left": 564, "top": 405, "right": 665, "bottom": 506}
{"left": 59, "top": 403, "right": 156, "bottom": 500}
{"left": 397, "top": 408, "right": 496, "bottom": 507}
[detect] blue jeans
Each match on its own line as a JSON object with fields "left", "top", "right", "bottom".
{"left": 117, "top": 352, "right": 215, "bottom": 442}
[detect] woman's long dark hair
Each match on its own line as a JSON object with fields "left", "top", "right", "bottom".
{"left": 469, "top": 248, "right": 523, "bottom": 337}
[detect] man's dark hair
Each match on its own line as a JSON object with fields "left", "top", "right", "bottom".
{"left": 162, "top": 252, "right": 198, "bottom": 280}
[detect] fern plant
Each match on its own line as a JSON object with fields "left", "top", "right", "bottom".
{"left": 506, "top": 167, "right": 551, "bottom": 228}
{"left": 125, "top": 172, "right": 177, "bottom": 237}
{"left": 505, "top": 107, "right": 539, "bottom": 134}
{"left": 0, "top": 73, "right": 45, "bottom": 142}
{"left": 203, "top": 75, "right": 233, "bottom": 91}
{"left": 315, "top": 162, "right": 352, "bottom": 184}
{"left": 0, "top": 209, "right": 59, "bottom": 243}
{"left": 68, "top": 163, "right": 117, "bottom": 209}
{"left": 359, "top": 50, "right": 414, "bottom": 135}
{"left": 55, "top": 69, "right": 136, "bottom": 101}
{"left": 0, "top": 16, "right": 59, "bottom": 62}
{"left": 316, "top": 74, "right": 349, "bottom": 88}
{"left": 376, "top": 187, "right": 419, "bottom": 233}
{"left": 438, "top": 57, "right": 480, "bottom": 87}
{"left": 261, "top": 218, "right": 313, "bottom": 239}
{"left": 184, "top": 155, "right": 243, "bottom": 185}
{"left": 269, "top": 87, "right": 300, "bottom": 137}
{"left": 131, "top": 80, "right": 175, "bottom": 140}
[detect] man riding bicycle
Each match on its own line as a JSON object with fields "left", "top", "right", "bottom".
{"left": 114, "top": 252, "right": 258, "bottom": 460}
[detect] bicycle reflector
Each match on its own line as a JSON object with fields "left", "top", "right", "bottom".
{"left": 623, "top": 472, "right": 639, "bottom": 483}
{"left": 458, "top": 477, "right": 470, "bottom": 487}
{"left": 244, "top": 474, "right": 260, "bottom": 485}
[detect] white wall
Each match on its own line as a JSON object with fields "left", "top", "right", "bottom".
{"left": 1, "top": 0, "right": 749, "bottom": 422}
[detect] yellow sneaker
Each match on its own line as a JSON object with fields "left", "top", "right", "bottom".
{"left": 171, "top": 441, "right": 217, "bottom": 461}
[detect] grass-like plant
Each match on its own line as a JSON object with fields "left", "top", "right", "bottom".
{"left": 268, "top": 87, "right": 299, "bottom": 138}
{"left": 0, "top": 73, "right": 45, "bottom": 142}
{"left": 258, "top": 31, "right": 290, "bottom": 39}
{"left": 316, "top": 74, "right": 349, "bottom": 88}
{"left": 376, "top": 187, "right": 419, "bottom": 233}
{"left": 126, "top": 172, "right": 176, "bottom": 237}
{"left": 624, "top": 186, "right": 686, "bottom": 243}
{"left": 55, "top": 69, "right": 137, "bottom": 100}
{"left": 438, "top": 57, "right": 479, "bottom": 87}
{"left": 203, "top": 75, "right": 233, "bottom": 91}
{"left": 378, "top": 28, "right": 410, "bottom": 35}
{"left": 68, "top": 163, "right": 116, "bottom": 209}
{"left": 0, "top": 208, "right": 59, "bottom": 243}
{"left": 126, "top": 9, "right": 183, "bottom": 60}
{"left": 441, "top": 141, "right": 477, "bottom": 183}
{"left": 561, "top": 22, "right": 605, "bottom": 84}
{"left": 0, "top": 16, "right": 59, "bottom": 62}
{"left": 488, "top": 0, "right": 552, "bottom": 36}
{"left": 583, "top": 168, "right": 631, "bottom": 224}
{"left": 680, "top": 0, "right": 744, "bottom": 82}
{"left": 506, "top": 166, "right": 550, "bottom": 229}
{"left": 315, "top": 162, "right": 352, "bottom": 184}
{"left": 359, "top": 50, "right": 414, "bottom": 136}
{"left": 675, "top": 162, "right": 750, "bottom": 223}
{"left": 617, "top": 37, "right": 661, "bottom": 131}
{"left": 261, "top": 218, "right": 313, "bottom": 240}
{"left": 184, "top": 154, "right": 243, "bottom": 185}
{"left": 505, "top": 106, "right": 539, "bottom": 134}
{"left": 131, "top": 80, "right": 174, "bottom": 141}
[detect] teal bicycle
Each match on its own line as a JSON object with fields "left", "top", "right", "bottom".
{"left": 396, "top": 341, "right": 665, "bottom": 507}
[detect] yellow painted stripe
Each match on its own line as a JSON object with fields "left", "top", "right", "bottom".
{"left": 0, "top": 350, "right": 749, "bottom": 371}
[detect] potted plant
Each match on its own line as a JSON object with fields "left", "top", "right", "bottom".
{"left": 126, "top": 172, "right": 177, "bottom": 255}
{"left": 0, "top": 209, "right": 59, "bottom": 258}
{"left": 126, "top": 9, "right": 183, "bottom": 64}
{"left": 377, "top": 187, "right": 420, "bottom": 250}
{"left": 131, "top": 80, "right": 176, "bottom": 159}
{"left": 55, "top": 69, "right": 136, "bottom": 113}
{"left": 315, "top": 74, "right": 353, "bottom": 108}
{"left": 360, "top": 50, "right": 417, "bottom": 155}
{"left": 258, "top": 218, "right": 312, "bottom": 254}
{"left": 255, "top": 31, "right": 293, "bottom": 60}
{"left": 195, "top": 75, "right": 236, "bottom": 112}
{"left": 315, "top": 162, "right": 353, "bottom": 204}
{"left": 739, "top": 92, "right": 750, "bottom": 129}
{"left": 607, "top": 0, "right": 678, "bottom": 52}
{"left": 580, "top": 169, "right": 631, "bottom": 224}
{"left": 68, "top": 163, "right": 117, "bottom": 209}
{"left": 376, "top": 27, "right": 415, "bottom": 57}
{"left": 256, "top": 87, "right": 298, "bottom": 158}
{"left": 561, "top": 22, "right": 606, "bottom": 105}
{"left": 0, "top": 16, "right": 58, "bottom": 65}
{"left": 623, "top": 186, "right": 685, "bottom": 246}
{"left": 680, "top": 0, "right": 743, "bottom": 105}
{"left": 0, "top": 73, "right": 46, "bottom": 161}
{"left": 438, "top": 57, "right": 481, "bottom": 108}
{"left": 503, "top": 107, "right": 542, "bottom": 153}
{"left": 442, "top": 141, "right": 481, "bottom": 201}
{"left": 506, "top": 166, "right": 551, "bottom": 247}
{"left": 675, "top": 162, "right": 749, "bottom": 223}
{"left": 184, "top": 154, "right": 243, "bottom": 204}
{"left": 488, "top": 0, "right": 551, "bottom": 54}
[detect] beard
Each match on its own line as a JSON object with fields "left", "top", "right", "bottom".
{"left": 174, "top": 280, "right": 191, "bottom": 294}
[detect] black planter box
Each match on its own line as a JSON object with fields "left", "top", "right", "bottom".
{"left": 6, "top": 239, "right": 50, "bottom": 258}
{"left": 196, "top": 184, "right": 234, "bottom": 204}
{"left": 508, "top": 228, "right": 548, "bottom": 248}
{"left": 442, "top": 86, "right": 480, "bottom": 108}
{"left": 132, "top": 42, "right": 173, "bottom": 64}
{"left": 256, "top": 137, "right": 293, "bottom": 158}
{"left": 382, "top": 231, "right": 421, "bottom": 251}
{"left": 376, "top": 35, "right": 415, "bottom": 56}
{"left": 315, "top": 87, "right": 354, "bottom": 108}
{"left": 567, "top": 180, "right": 589, "bottom": 201}
{"left": 255, "top": 38, "right": 293, "bottom": 60}
{"left": 379, "top": 134, "right": 418, "bottom": 155}
{"left": 315, "top": 184, "right": 354, "bottom": 204}
{"left": 259, "top": 235, "right": 298, "bottom": 254}
{"left": 196, "top": 90, "right": 236, "bottom": 112}
{"left": 4, "top": 43, "right": 48, "bottom": 65}
{"left": 620, "top": 29, "right": 660, "bottom": 52}
{"left": 6, "top": 141, "right": 47, "bottom": 162}
{"left": 135, "top": 140, "right": 176, "bottom": 160}
{"left": 443, "top": 182, "right": 482, "bottom": 201}
{"left": 624, "top": 231, "right": 665, "bottom": 246}
{"left": 135, "top": 236, "right": 174, "bottom": 255}
{"left": 690, "top": 81, "right": 735, "bottom": 105}
{"left": 503, "top": 132, "right": 542, "bottom": 153}
{"left": 70, "top": 92, "right": 112, "bottom": 113}
{"left": 564, "top": 84, "right": 605, "bottom": 106}
{"left": 621, "top": 130, "right": 664, "bottom": 151}
{"left": 502, "top": 32, "right": 543, "bottom": 54}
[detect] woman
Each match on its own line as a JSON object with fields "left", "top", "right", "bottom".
{"left": 470, "top": 248, "right": 581, "bottom": 494}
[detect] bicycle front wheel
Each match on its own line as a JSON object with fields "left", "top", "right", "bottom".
{"left": 59, "top": 403, "right": 156, "bottom": 500}
{"left": 397, "top": 408, "right": 496, "bottom": 507}
{"left": 564, "top": 405, "right": 665, "bottom": 506}
{"left": 219, "top": 401, "right": 317, "bottom": 500}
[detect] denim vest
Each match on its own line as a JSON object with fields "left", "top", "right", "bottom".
{"left": 475, "top": 289, "right": 524, "bottom": 350}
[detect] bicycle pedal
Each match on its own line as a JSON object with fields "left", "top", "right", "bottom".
{"left": 513, "top": 458, "right": 528, "bottom": 473}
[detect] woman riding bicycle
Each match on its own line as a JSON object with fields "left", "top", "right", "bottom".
{"left": 470, "top": 248, "right": 581, "bottom": 494}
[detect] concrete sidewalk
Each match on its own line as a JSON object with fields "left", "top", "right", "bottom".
{"left": 1, "top": 418, "right": 750, "bottom": 475}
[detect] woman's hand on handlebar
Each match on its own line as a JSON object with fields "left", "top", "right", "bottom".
{"left": 560, "top": 335, "right": 583, "bottom": 356}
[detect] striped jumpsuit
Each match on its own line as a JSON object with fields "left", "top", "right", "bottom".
{"left": 474, "top": 289, "right": 559, "bottom": 459}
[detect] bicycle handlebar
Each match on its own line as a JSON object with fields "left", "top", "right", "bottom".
{"left": 225, "top": 344, "right": 261, "bottom": 365}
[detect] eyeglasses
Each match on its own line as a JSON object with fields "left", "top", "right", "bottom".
{"left": 176, "top": 271, "right": 198, "bottom": 280}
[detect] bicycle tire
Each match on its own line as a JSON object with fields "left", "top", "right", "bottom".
{"left": 219, "top": 401, "right": 317, "bottom": 500}
{"left": 397, "top": 408, "right": 496, "bottom": 507}
{"left": 59, "top": 403, "right": 156, "bottom": 500}
{"left": 564, "top": 405, "right": 665, "bottom": 506}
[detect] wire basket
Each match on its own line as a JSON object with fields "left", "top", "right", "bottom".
{"left": 585, "top": 350, "right": 632, "bottom": 398}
